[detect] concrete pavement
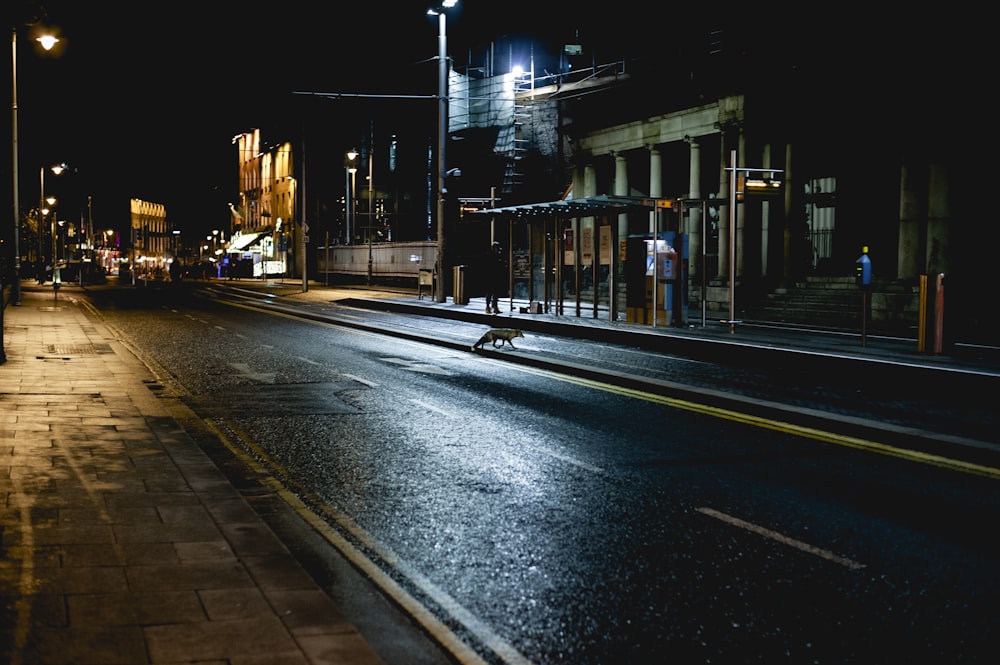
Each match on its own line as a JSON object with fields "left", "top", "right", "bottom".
{"left": 1, "top": 285, "right": 386, "bottom": 664}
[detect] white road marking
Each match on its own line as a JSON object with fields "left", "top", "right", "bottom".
{"left": 343, "top": 374, "right": 378, "bottom": 387}
{"left": 526, "top": 445, "right": 606, "bottom": 474}
{"left": 292, "top": 355, "right": 320, "bottom": 365}
{"left": 409, "top": 399, "right": 454, "bottom": 416}
{"left": 381, "top": 357, "right": 453, "bottom": 375}
{"left": 696, "top": 507, "right": 866, "bottom": 570}
{"left": 228, "top": 362, "right": 276, "bottom": 384}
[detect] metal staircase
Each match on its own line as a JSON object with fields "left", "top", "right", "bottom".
{"left": 502, "top": 64, "right": 533, "bottom": 195}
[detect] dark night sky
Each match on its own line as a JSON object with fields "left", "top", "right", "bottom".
{"left": 4, "top": 1, "right": 976, "bottom": 241}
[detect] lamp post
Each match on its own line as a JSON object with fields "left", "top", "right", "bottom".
{"left": 8, "top": 28, "right": 58, "bottom": 313}
{"left": 39, "top": 163, "right": 65, "bottom": 282}
{"left": 346, "top": 149, "right": 357, "bottom": 245}
{"left": 367, "top": 140, "right": 374, "bottom": 285}
{"left": 428, "top": 0, "right": 457, "bottom": 302}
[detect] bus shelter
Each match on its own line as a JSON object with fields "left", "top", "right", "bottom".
{"left": 474, "top": 195, "right": 685, "bottom": 326}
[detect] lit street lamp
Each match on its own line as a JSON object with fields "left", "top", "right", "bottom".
{"left": 367, "top": 142, "right": 374, "bottom": 285}
{"left": 4, "top": 25, "right": 59, "bottom": 364}
{"left": 39, "top": 163, "right": 66, "bottom": 280}
{"left": 346, "top": 149, "right": 357, "bottom": 245}
{"left": 428, "top": 0, "right": 457, "bottom": 302}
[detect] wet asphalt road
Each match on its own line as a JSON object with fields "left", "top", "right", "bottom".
{"left": 82, "top": 283, "right": 1000, "bottom": 664}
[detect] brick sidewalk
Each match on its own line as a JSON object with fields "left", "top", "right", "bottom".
{"left": 1, "top": 289, "right": 385, "bottom": 664}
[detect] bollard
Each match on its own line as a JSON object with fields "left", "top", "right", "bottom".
{"left": 933, "top": 273, "right": 945, "bottom": 355}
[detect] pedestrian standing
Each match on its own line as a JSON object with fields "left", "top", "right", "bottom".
{"left": 484, "top": 241, "right": 506, "bottom": 314}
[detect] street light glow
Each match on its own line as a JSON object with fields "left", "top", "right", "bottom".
{"left": 36, "top": 35, "right": 59, "bottom": 51}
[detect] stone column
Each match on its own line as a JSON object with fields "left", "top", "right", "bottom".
{"left": 648, "top": 145, "right": 662, "bottom": 234}
{"left": 736, "top": 130, "right": 747, "bottom": 277}
{"left": 611, "top": 152, "right": 629, "bottom": 238}
{"left": 897, "top": 158, "right": 925, "bottom": 280}
{"left": 612, "top": 152, "right": 628, "bottom": 320}
{"left": 926, "top": 162, "right": 950, "bottom": 276}
{"left": 718, "top": 136, "right": 730, "bottom": 279}
{"left": 782, "top": 141, "right": 794, "bottom": 280}
{"left": 685, "top": 137, "right": 702, "bottom": 280}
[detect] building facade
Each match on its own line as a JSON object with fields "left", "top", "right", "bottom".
{"left": 442, "top": 37, "right": 988, "bottom": 344}
{"left": 231, "top": 129, "right": 299, "bottom": 278}
{"left": 129, "top": 198, "right": 168, "bottom": 280}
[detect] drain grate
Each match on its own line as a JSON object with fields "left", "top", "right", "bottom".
{"left": 46, "top": 344, "right": 99, "bottom": 355}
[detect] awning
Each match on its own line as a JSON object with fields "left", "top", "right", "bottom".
{"left": 227, "top": 232, "right": 269, "bottom": 252}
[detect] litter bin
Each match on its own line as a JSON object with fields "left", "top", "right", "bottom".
{"left": 453, "top": 265, "right": 468, "bottom": 304}
{"left": 418, "top": 269, "right": 434, "bottom": 300}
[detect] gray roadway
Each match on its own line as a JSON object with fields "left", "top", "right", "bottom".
{"left": 199, "top": 280, "right": 1000, "bottom": 468}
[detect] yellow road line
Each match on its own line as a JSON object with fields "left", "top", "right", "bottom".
{"left": 512, "top": 365, "right": 1000, "bottom": 480}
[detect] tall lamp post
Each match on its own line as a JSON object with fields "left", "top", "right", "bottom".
{"left": 346, "top": 149, "right": 357, "bottom": 245}
{"left": 40, "top": 163, "right": 65, "bottom": 280}
{"left": 5, "top": 27, "right": 59, "bottom": 364}
{"left": 428, "top": 0, "right": 457, "bottom": 302}
{"left": 366, "top": 139, "right": 374, "bottom": 285}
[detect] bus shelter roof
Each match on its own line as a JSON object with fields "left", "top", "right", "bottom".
{"left": 472, "top": 195, "right": 674, "bottom": 219}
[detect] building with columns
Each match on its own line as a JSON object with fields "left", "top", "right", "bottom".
{"left": 450, "top": 34, "right": 987, "bottom": 344}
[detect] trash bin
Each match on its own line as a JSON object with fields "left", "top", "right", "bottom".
{"left": 418, "top": 269, "right": 434, "bottom": 300}
{"left": 453, "top": 265, "right": 468, "bottom": 305}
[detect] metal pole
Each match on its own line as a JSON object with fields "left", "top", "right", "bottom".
{"left": 301, "top": 135, "right": 308, "bottom": 293}
{"left": 434, "top": 9, "right": 447, "bottom": 302}
{"left": 367, "top": 128, "right": 374, "bottom": 285}
{"left": 10, "top": 28, "right": 21, "bottom": 307}
{"left": 652, "top": 209, "right": 658, "bottom": 327}
{"left": 860, "top": 290, "right": 868, "bottom": 348}
{"left": 728, "top": 149, "right": 737, "bottom": 334}
{"left": 345, "top": 166, "right": 351, "bottom": 244}
{"left": 508, "top": 218, "right": 514, "bottom": 313}
{"left": 701, "top": 200, "right": 707, "bottom": 327}
{"left": 39, "top": 166, "right": 44, "bottom": 280}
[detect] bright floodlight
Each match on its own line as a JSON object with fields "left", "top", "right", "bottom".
{"left": 429, "top": 0, "right": 458, "bottom": 13}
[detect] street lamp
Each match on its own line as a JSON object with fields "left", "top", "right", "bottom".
{"left": 39, "top": 163, "right": 65, "bottom": 281}
{"left": 367, "top": 144, "right": 374, "bottom": 285}
{"left": 9, "top": 26, "right": 59, "bottom": 312}
{"left": 346, "top": 149, "right": 357, "bottom": 245}
{"left": 428, "top": 0, "right": 457, "bottom": 302}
